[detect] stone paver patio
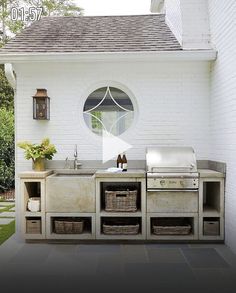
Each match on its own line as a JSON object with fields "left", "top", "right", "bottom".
{"left": 0, "top": 234, "right": 236, "bottom": 293}
{"left": 0, "top": 202, "right": 14, "bottom": 207}
{"left": 0, "top": 211, "right": 16, "bottom": 217}
{"left": 0, "top": 218, "right": 14, "bottom": 225}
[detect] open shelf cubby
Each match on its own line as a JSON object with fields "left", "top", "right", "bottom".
{"left": 150, "top": 217, "right": 194, "bottom": 236}
{"left": 25, "top": 217, "right": 42, "bottom": 234}
{"left": 23, "top": 215, "right": 46, "bottom": 239}
{"left": 203, "top": 217, "right": 220, "bottom": 236}
{"left": 46, "top": 213, "right": 95, "bottom": 239}
{"left": 147, "top": 214, "right": 198, "bottom": 240}
{"left": 99, "top": 216, "right": 143, "bottom": 239}
{"left": 21, "top": 180, "right": 46, "bottom": 216}
{"left": 202, "top": 181, "right": 221, "bottom": 215}
{"left": 24, "top": 181, "right": 41, "bottom": 212}
{"left": 100, "top": 182, "right": 141, "bottom": 213}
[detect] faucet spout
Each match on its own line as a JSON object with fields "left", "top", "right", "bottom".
{"left": 74, "top": 144, "right": 80, "bottom": 169}
{"left": 74, "top": 144, "right": 78, "bottom": 157}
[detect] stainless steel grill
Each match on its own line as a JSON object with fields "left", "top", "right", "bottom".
{"left": 146, "top": 147, "right": 199, "bottom": 190}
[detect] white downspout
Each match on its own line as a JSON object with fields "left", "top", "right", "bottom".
{"left": 4, "top": 63, "right": 19, "bottom": 236}
{"left": 4, "top": 63, "right": 16, "bottom": 90}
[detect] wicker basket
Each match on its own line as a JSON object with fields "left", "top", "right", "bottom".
{"left": 26, "top": 219, "right": 41, "bottom": 234}
{"left": 152, "top": 218, "right": 191, "bottom": 235}
{"left": 54, "top": 218, "right": 84, "bottom": 234}
{"left": 103, "top": 219, "right": 140, "bottom": 235}
{"left": 105, "top": 190, "right": 138, "bottom": 212}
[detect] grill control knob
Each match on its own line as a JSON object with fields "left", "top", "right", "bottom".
{"left": 160, "top": 180, "right": 166, "bottom": 186}
{"left": 180, "top": 181, "right": 184, "bottom": 187}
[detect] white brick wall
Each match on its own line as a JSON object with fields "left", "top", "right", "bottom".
{"left": 14, "top": 61, "right": 211, "bottom": 173}
{"left": 181, "top": 0, "right": 211, "bottom": 49}
{"left": 208, "top": 0, "right": 236, "bottom": 253}
{"left": 14, "top": 60, "right": 211, "bottom": 233}
{"left": 165, "top": 0, "right": 182, "bottom": 44}
{"left": 164, "top": 0, "right": 211, "bottom": 49}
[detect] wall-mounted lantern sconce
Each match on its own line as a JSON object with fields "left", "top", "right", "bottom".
{"left": 33, "top": 89, "right": 50, "bottom": 120}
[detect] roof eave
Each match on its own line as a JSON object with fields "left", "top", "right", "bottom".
{"left": 0, "top": 50, "right": 217, "bottom": 63}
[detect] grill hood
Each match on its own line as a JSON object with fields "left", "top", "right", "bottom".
{"left": 146, "top": 146, "right": 197, "bottom": 173}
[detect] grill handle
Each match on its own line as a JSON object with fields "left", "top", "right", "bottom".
{"left": 150, "top": 166, "right": 195, "bottom": 172}
{"left": 147, "top": 189, "right": 198, "bottom": 192}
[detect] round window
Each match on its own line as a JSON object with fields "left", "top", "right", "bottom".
{"left": 83, "top": 86, "right": 134, "bottom": 136}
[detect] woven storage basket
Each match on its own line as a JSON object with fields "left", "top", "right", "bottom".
{"left": 54, "top": 219, "right": 84, "bottom": 234}
{"left": 73, "top": 220, "right": 84, "bottom": 234}
{"left": 54, "top": 220, "right": 65, "bottom": 234}
{"left": 64, "top": 221, "right": 73, "bottom": 234}
{"left": 105, "top": 190, "right": 137, "bottom": 212}
{"left": 103, "top": 219, "right": 140, "bottom": 235}
{"left": 26, "top": 219, "right": 41, "bottom": 234}
{"left": 152, "top": 218, "right": 191, "bottom": 235}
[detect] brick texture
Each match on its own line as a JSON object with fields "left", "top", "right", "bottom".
{"left": 208, "top": 0, "right": 236, "bottom": 253}
{"left": 15, "top": 61, "right": 210, "bottom": 173}
{"left": 164, "top": 0, "right": 211, "bottom": 49}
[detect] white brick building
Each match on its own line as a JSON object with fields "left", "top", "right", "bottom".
{"left": 1, "top": 0, "right": 236, "bottom": 251}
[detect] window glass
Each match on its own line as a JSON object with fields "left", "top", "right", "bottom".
{"left": 83, "top": 86, "right": 134, "bottom": 136}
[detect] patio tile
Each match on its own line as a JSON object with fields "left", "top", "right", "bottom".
{"left": 125, "top": 262, "right": 193, "bottom": 278}
{"left": 124, "top": 263, "right": 197, "bottom": 292}
{"left": 147, "top": 248, "right": 186, "bottom": 263}
{"left": 123, "top": 251, "right": 149, "bottom": 263}
{"left": 52, "top": 244, "right": 77, "bottom": 254}
{"left": 188, "top": 243, "right": 226, "bottom": 249}
{"left": 9, "top": 244, "right": 52, "bottom": 263}
{"left": 121, "top": 244, "right": 147, "bottom": 254}
{"left": 77, "top": 244, "right": 121, "bottom": 253}
{"left": 182, "top": 248, "right": 230, "bottom": 268}
{"left": 44, "top": 252, "right": 98, "bottom": 277}
{"left": 215, "top": 246, "right": 236, "bottom": 268}
{"left": 193, "top": 268, "right": 236, "bottom": 292}
{"left": 0, "top": 218, "right": 14, "bottom": 225}
{"left": 0, "top": 202, "right": 14, "bottom": 207}
{"left": 146, "top": 243, "right": 189, "bottom": 250}
{"left": 96, "top": 254, "right": 124, "bottom": 276}
{"left": 121, "top": 244, "right": 148, "bottom": 263}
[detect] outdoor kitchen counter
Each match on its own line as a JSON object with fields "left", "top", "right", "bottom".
{"left": 19, "top": 170, "right": 53, "bottom": 179}
{"left": 198, "top": 169, "right": 225, "bottom": 178}
{"left": 95, "top": 169, "right": 146, "bottom": 178}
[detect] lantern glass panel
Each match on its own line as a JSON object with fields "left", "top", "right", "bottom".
{"left": 33, "top": 97, "right": 50, "bottom": 120}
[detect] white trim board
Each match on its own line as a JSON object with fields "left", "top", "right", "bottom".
{"left": 0, "top": 50, "right": 217, "bottom": 64}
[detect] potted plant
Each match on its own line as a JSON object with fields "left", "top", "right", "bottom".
{"left": 17, "top": 138, "right": 57, "bottom": 171}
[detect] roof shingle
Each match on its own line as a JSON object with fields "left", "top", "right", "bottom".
{"left": 0, "top": 14, "right": 182, "bottom": 54}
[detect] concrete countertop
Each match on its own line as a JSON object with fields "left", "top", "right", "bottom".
{"left": 19, "top": 168, "right": 224, "bottom": 179}
{"left": 19, "top": 170, "right": 53, "bottom": 179}
{"left": 95, "top": 169, "right": 146, "bottom": 178}
{"left": 198, "top": 169, "right": 225, "bottom": 178}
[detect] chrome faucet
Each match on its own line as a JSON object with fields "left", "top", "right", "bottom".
{"left": 74, "top": 144, "right": 81, "bottom": 169}
{"left": 64, "top": 157, "right": 70, "bottom": 169}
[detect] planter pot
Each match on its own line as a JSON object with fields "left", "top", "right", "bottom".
{"left": 33, "top": 158, "right": 45, "bottom": 172}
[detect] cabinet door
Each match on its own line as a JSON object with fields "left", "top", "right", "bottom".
{"left": 46, "top": 177, "right": 95, "bottom": 212}
{"left": 147, "top": 190, "right": 198, "bottom": 213}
